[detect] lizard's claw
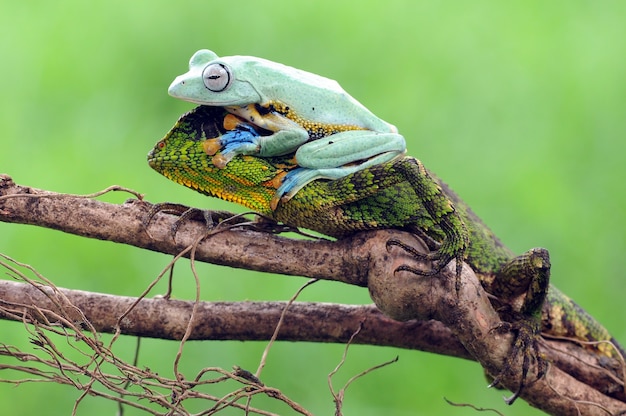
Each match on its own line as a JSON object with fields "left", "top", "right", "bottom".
{"left": 488, "top": 317, "right": 547, "bottom": 404}
{"left": 143, "top": 202, "right": 245, "bottom": 238}
{"left": 386, "top": 238, "right": 466, "bottom": 292}
{"left": 143, "top": 202, "right": 200, "bottom": 238}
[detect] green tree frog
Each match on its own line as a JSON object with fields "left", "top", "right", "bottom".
{"left": 168, "top": 49, "right": 406, "bottom": 206}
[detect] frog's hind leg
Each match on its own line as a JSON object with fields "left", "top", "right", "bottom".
{"left": 270, "top": 150, "right": 402, "bottom": 210}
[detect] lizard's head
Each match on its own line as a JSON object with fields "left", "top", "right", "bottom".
{"left": 147, "top": 106, "right": 294, "bottom": 214}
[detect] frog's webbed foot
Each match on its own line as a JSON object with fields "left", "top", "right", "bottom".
{"left": 270, "top": 167, "right": 322, "bottom": 210}
{"left": 488, "top": 316, "right": 547, "bottom": 404}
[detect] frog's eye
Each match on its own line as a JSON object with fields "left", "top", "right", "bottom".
{"left": 202, "top": 63, "right": 231, "bottom": 92}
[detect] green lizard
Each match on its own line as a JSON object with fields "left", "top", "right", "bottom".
{"left": 147, "top": 105, "right": 624, "bottom": 401}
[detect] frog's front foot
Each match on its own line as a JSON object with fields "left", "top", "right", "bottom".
{"left": 205, "top": 123, "right": 262, "bottom": 169}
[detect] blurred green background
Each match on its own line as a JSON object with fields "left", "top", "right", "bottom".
{"left": 1, "top": 1, "right": 625, "bottom": 414}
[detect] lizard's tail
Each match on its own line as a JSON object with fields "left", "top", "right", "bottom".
{"left": 545, "top": 287, "right": 625, "bottom": 359}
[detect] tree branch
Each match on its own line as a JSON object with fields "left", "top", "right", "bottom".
{"left": 1, "top": 174, "right": 624, "bottom": 415}
{"left": 0, "top": 174, "right": 367, "bottom": 286}
{"left": 0, "top": 279, "right": 465, "bottom": 357}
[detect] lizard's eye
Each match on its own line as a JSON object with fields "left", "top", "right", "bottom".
{"left": 202, "top": 63, "right": 231, "bottom": 92}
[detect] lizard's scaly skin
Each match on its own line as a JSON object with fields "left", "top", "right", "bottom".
{"left": 148, "top": 105, "right": 624, "bottom": 360}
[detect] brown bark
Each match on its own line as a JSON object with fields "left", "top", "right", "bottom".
{"left": 1, "top": 174, "right": 625, "bottom": 415}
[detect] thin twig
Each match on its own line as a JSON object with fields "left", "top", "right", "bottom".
{"left": 0, "top": 184, "right": 143, "bottom": 202}
{"left": 255, "top": 278, "right": 320, "bottom": 379}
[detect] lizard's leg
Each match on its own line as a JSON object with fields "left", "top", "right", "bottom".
{"left": 488, "top": 248, "right": 550, "bottom": 404}
{"left": 143, "top": 202, "right": 306, "bottom": 238}
{"left": 143, "top": 202, "right": 247, "bottom": 237}
{"left": 385, "top": 157, "right": 470, "bottom": 289}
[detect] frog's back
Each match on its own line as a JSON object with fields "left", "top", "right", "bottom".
{"left": 232, "top": 55, "right": 397, "bottom": 133}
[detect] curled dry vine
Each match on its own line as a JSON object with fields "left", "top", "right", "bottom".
{"left": 0, "top": 236, "right": 390, "bottom": 416}
{"left": 0, "top": 252, "right": 317, "bottom": 414}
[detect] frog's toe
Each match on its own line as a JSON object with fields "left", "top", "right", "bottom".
{"left": 203, "top": 138, "right": 222, "bottom": 156}
{"left": 270, "top": 168, "right": 320, "bottom": 210}
{"left": 213, "top": 152, "right": 234, "bottom": 169}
